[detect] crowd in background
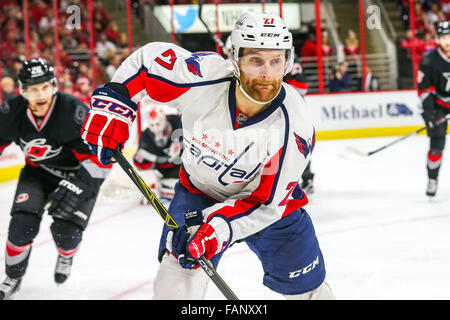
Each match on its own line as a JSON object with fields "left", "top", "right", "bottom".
{"left": 0, "top": 0, "right": 132, "bottom": 105}
{"left": 398, "top": 0, "right": 450, "bottom": 58}
{"left": 1, "top": 0, "right": 448, "bottom": 101}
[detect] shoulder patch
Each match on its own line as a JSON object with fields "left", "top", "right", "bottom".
{"left": 0, "top": 101, "right": 10, "bottom": 114}
{"left": 184, "top": 52, "right": 216, "bottom": 78}
{"left": 74, "top": 104, "right": 88, "bottom": 125}
{"left": 293, "top": 131, "right": 312, "bottom": 159}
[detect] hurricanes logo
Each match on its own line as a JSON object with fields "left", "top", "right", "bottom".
{"left": 20, "top": 138, "right": 62, "bottom": 161}
{"left": 15, "top": 193, "right": 29, "bottom": 203}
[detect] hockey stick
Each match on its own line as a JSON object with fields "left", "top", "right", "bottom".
{"left": 112, "top": 149, "right": 239, "bottom": 300}
{"left": 347, "top": 114, "right": 450, "bottom": 157}
{"left": 198, "top": 0, "right": 224, "bottom": 51}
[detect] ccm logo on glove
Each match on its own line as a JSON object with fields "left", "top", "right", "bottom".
{"left": 91, "top": 97, "right": 136, "bottom": 122}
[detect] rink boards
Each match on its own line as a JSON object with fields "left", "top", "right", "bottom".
{"left": 0, "top": 90, "right": 432, "bottom": 182}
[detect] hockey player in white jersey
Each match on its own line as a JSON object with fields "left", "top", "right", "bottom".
{"left": 81, "top": 11, "right": 334, "bottom": 299}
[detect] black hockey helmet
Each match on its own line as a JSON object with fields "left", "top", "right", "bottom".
{"left": 18, "top": 58, "right": 58, "bottom": 95}
{"left": 437, "top": 21, "right": 450, "bottom": 36}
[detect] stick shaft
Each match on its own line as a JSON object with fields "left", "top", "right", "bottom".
{"left": 112, "top": 149, "right": 239, "bottom": 300}
{"left": 367, "top": 114, "right": 450, "bottom": 156}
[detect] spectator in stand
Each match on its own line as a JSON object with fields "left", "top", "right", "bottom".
{"left": 344, "top": 30, "right": 361, "bottom": 61}
{"left": 38, "top": 7, "right": 55, "bottom": 33}
{"left": 300, "top": 31, "right": 318, "bottom": 65}
{"left": 104, "top": 21, "right": 121, "bottom": 44}
{"left": 360, "top": 66, "right": 380, "bottom": 91}
{"left": 73, "top": 77, "right": 91, "bottom": 105}
{"left": 106, "top": 53, "right": 122, "bottom": 79}
{"left": 413, "top": 2, "right": 429, "bottom": 36}
{"left": 428, "top": 2, "right": 441, "bottom": 24}
{"left": 300, "top": 30, "right": 333, "bottom": 63}
{"left": 93, "top": 1, "right": 110, "bottom": 25}
{"left": 1, "top": 77, "right": 18, "bottom": 102}
{"left": 61, "top": 29, "right": 79, "bottom": 50}
{"left": 38, "top": 32, "right": 55, "bottom": 51}
{"left": 30, "top": 0, "right": 49, "bottom": 27}
{"left": 440, "top": 0, "right": 450, "bottom": 19}
{"left": 322, "top": 30, "right": 333, "bottom": 58}
{"left": 7, "top": 58, "right": 22, "bottom": 81}
{"left": 400, "top": 28, "right": 425, "bottom": 58}
{"left": 329, "top": 61, "right": 352, "bottom": 92}
{"left": 422, "top": 31, "right": 438, "bottom": 54}
{"left": 14, "top": 42, "right": 26, "bottom": 62}
{"left": 62, "top": 80, "right": 74, "bottom": 95}
{"left": 96, "top": 33, "right": 117, "bottom": 63}
{"left": 117, "top": 33, "right": 130, "bottom": 49}
{"left": 1, "top": 30, "right": 18, "bottom": 67}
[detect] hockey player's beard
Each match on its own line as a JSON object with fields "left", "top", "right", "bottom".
{"left": 240, "top": 72, "right": 283, "bottom": 103}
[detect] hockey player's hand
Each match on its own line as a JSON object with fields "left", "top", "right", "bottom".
{"left": 186, "top": 216, "right": 231, "bottom": 262}
{"left": 422, "top": 108, "right": 446, "bottom": 129}
{"left": 81, "top": 86, "right": 138, "bottom": 166}
{"left": 47, "top": 176, "right": 95, "bottom": 229}
{"left": 167, "top": 210, "right": 204, "bottom": 269}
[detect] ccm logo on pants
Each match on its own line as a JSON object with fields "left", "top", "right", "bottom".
{"left": 289, "top": 256, "right": 319, "bottom": 278}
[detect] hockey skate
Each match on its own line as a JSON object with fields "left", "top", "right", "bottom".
{"left": 301, "top": 174, "right": 315, "bottom": 196}
{"left": 0, "top": 276, "right": 22, "bottom": 300}
{"left": 426, "top": 178, "right": 438, "bottom": 197}
{"left": 54, "top": 254, "right": 73, "bottom": 284}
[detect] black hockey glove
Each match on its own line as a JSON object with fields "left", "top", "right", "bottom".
{"left": 47, "top": 176, "right": 95, "bottom": 229}
{"left": 422, "top": 108, "right": 446, "bottom": 129}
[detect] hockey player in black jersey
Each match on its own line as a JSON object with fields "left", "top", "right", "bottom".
{"left": 133, "top": 102, "right": 182, "bottom": 206}
{"left": 417, "top": 21, "right": 450, "bottom": 197}
{"left": 0, "top": 58, "right": 111, "bottom": 300}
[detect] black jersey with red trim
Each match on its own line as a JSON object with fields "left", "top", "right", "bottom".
{"left": 283, "top": 56, "right": 308, "bottom": 96}
{"left": 133, "top": 114, "right": 181, "bottom": 178}
{"left": 417, "top": 48, "right": 450, "bottom": 111}
{"left": 0, "top": 92, "right": 111, "bottom": 182}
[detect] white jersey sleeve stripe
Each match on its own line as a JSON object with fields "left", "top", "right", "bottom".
{"left": 123, "top": 64, "right": 233, "bottom": 104}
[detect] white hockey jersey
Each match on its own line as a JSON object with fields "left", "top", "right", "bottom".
{"left": 112, "top": 42, "right": 316, "bottom": 244}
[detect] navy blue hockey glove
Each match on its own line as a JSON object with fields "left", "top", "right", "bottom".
{"left": 167, "top": 209, "right": 204, "bottom": 270}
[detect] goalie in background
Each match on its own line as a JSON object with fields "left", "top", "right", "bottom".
{"left": 133, "top": 101, "right": 182, "bottom": 207}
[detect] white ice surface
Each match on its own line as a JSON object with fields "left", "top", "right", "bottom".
{"left": 1, "top": 134, "right": 450, "bottom": 300}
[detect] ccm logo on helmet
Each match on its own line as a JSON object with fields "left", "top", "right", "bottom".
{"left": 261, "top": 33, "right": 280, "bottom": 37}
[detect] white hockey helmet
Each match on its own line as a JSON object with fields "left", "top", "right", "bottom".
{"left": 230, "top": 11, "right": 294, "bottom": 77}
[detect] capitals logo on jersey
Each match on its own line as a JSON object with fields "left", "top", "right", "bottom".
{"left": 293, "top": 131, "right": 314, "bottom": 159}
{"left": 184, "top": 52, "right": 216, "bottom": 78}
{"left": 19, "top": 138, "right": 62, "bottom": 161}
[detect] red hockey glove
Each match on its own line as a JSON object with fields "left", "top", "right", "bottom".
{"left": 187, "top": 216, "right": 231, "bottom": 261}
{"left": 81, "top": 86, "right": 138, "bottom": 166}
